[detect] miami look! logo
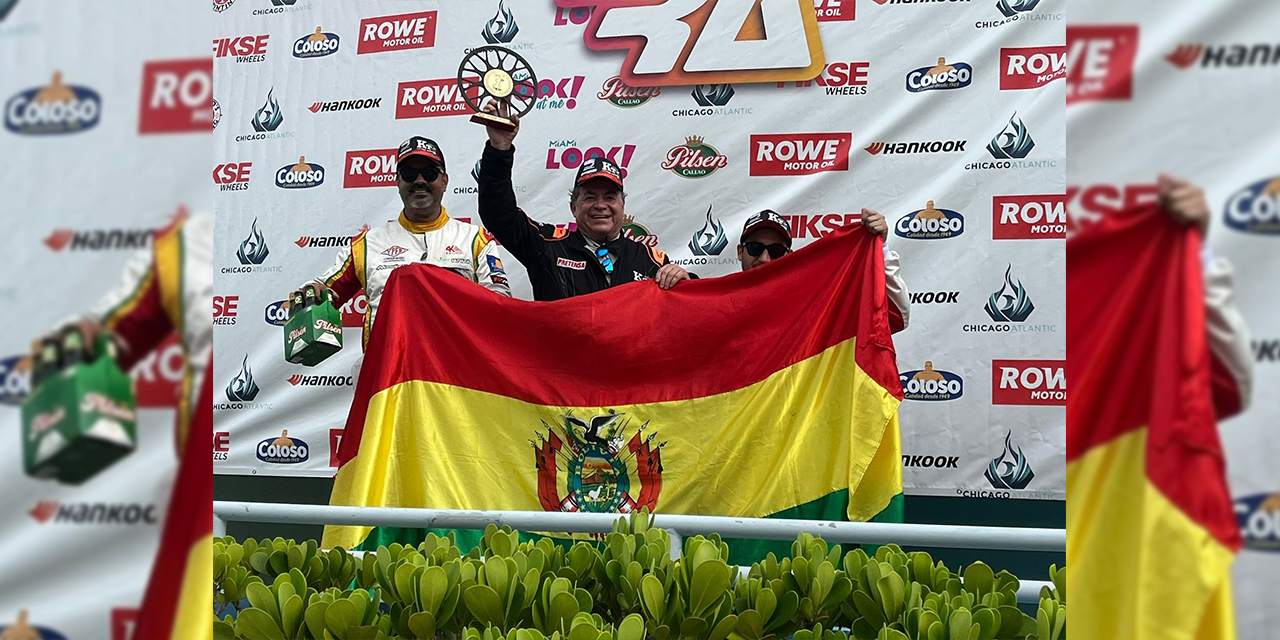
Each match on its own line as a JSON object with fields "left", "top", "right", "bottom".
{"left": 555, "top": 0, "right": 825, "bottom": 86}
{"left": 533, "top": 410, "right": 663, "bottom": 514}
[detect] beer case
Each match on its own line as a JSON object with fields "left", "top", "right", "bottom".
{"left": 284, "top": 300, "right": 344, "bottom": 366}
{"left": 21, "top": 353, "right": 137, "bottom": 484}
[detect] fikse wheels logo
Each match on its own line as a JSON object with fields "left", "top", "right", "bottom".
{"left": 556, "top": 0, "right": 825, "bottom": 86}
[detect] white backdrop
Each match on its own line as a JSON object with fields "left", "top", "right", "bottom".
{"left": 211, "top": 0, "right": 1066, "bottom": 503}
{"left": 0, "top": 1, "right": 209, "bottom": 638}
{"left": 1068, "top": 0, "right": 1280, "bottom": 637}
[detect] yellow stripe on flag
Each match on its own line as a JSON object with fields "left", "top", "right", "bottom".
{"left": 324, "top": 338, "right": 900, "bottom": 549}
{"left": 168, "top": 535, "right": 212, "bottom": 640}
{"left": 1067, "top": 429, "right": 1236, "bottom": 640}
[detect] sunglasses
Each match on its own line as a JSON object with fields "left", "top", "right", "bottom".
{"left": 398, "top": 164, "right": 441, "bottom": 183}
{"left": 743, "top": 242, "right": 789, "bottom": 259}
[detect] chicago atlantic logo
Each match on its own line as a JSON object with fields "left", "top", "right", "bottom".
{"left": 237, "top": 218, "right": 270, "bottom": 265}
{"left": 533, "top": 410, "right": 663, "bottom": 514}
{"left": 482, "top": 0, "right": 518, "bottom": 44}
{"left": 984, "top": 264, "right": 1035, "bottom": 322}
{"left": 225, "top": 356, "right": 260, "bottom": 402}
{"left": 252, "top": 88, "right": 283, "bottom": 132}
{"left": 688, "top": 205, "right": 728, "bottom": 256}
{"left": 985, "top": 431, "right": 1034, "bottom": 490}
{"left": 987, "top": 113, "right": 1035, "bottom": 159}
{"left": 692, "top": 83, "right": 734, "bottom": 106}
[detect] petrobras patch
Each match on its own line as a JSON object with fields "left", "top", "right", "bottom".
{"left": 487, "top": 254, "right": 507, "bottom": 275}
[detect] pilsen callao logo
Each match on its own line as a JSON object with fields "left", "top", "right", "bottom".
{"left": 533, "top": 410, "right": 663, "bottom": 513}
{"left": 554, "top": 0, "right": 826, "bottom": 86}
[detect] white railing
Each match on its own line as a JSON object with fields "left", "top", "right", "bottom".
{"left": 212, "top": 501, "right": 1062, "bottom": 604}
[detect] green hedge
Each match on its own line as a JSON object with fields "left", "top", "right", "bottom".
{"left": 212, "top": 510, "right": 1065, "bottom": 640}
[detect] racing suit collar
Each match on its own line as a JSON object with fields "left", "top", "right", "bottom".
{"left": 399, "top": 208, "right": 450, "bottom": 234}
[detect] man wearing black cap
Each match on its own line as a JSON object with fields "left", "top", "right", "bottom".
{"left": 737, "top": 209, "right": 911, "bottom": 333}
{"left": 476, "top": 104, "right": 690, "bottom": 300}
{"left": 300, "top": 136, "right": 510, "bottom": 348}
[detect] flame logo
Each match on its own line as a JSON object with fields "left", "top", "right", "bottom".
{"left": 995, "top": 0, "right": 1040, "bottom": 18}
{"left": 471, "top": 159, "right": 483, "bottom": 184}
{"left": 251, "top": 88, "right": 284, "bottom": 132}
{"left": 691, "top": 84, "right": 735, "bottom": 107}
{"left": 482, "top": 0, "right": 519, "bottom": 44}
{"left": 688, "top": 206, "right": 728, "bottom": 256}
{"left": 985, "top": 431, "right": 1035, "bottom": 490}
{"left": 984, "top": 264, "right": 1035, "bottom": 322}
{"left": 987, "top": 113, "right": 1035, "bottom": 159}
{"left": 237, "top": 218, "right": 270, "bottom": 265}
{"left": 225, "top": 355, "right": 260, "bottom": 402}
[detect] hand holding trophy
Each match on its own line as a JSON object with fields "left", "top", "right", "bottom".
{"left": 457, "top": 45, "right": 538, "bottom": 134}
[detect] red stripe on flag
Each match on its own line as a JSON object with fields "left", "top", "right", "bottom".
{"left": 1067, "top": 204, "right": 1240, "bottom": 550}
{"left": 338, "top": 225, "right": 899, "bottom": 467}
{"left": 134, "top": 361, "right": 213, "bottom": 640}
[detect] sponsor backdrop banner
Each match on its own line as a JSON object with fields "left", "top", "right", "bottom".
{"left": 1069, "top": 0, "right": 1280, "bottom": 637}
{"left": 0, "top": 1, "right": 209, "bottom": 639}
{"left": 213, "top": 0, "right": 1066, "bottom": 507}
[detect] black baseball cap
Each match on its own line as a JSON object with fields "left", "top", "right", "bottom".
{"left": 741, "top": 209, "right": 792, "bottom": 248}
{"left": 575, "top": 156, "right": 624, "bottom": 189}
{"left": 397, "top": 136, "right": 446, "bottom": 170}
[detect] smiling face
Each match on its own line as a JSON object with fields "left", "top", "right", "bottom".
{"left": 397, "top": 156, "right": 448, "bottom": 216}
{"left": 570, "top": 178, "right": 625, "bottom": 243}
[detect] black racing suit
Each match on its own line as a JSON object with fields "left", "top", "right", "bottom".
{"left": 477, "top": 142, "right": 670, "bottom": 301}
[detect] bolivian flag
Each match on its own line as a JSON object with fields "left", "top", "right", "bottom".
{"left": 135, "top": 361, "right": 212, "bottom": 640}
{"left": 324, "top": 225, "right": 903, "bottom": 561}
{"left": 1067, "top": 205, "right": 1241, "bottom": 639}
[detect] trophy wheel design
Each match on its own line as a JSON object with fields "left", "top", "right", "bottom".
{"left": 458, "top": 45, "right": 538, "bottom": 131}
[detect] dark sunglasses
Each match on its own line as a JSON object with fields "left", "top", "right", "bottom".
{"left": 398, "top": 164, "right": 441, "bottom": 183}
{"left": 743, "top": 241, "right": 789, "bottom": 259}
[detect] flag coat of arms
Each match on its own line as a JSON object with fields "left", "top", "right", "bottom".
{"left": 324, "top": 226, "right": 904, "bottom": 560}
{"left": 1067, "top": 205, "right": 1242, "bottom": 639}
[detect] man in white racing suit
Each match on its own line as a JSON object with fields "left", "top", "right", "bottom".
{"left": 302, "top": 136, "right": 511, "bottom": 350}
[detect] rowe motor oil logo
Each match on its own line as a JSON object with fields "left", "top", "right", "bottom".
{"left": 750, "top": 133, "right": 852, "bottom": 176}
{"left": 555, "top": 0, "right": 826, "bottom": 86}
{"left": 1066, "top": 26, "right": 1137, "bottom": 103}
{"left": 5, "top": 71, "right": 101, "bottom": 135}
{"left": 358, "top": 10, "right": 437, "bottom": 54}
{"left": 139, "top": 58, "right": 213, "bottom": 134}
